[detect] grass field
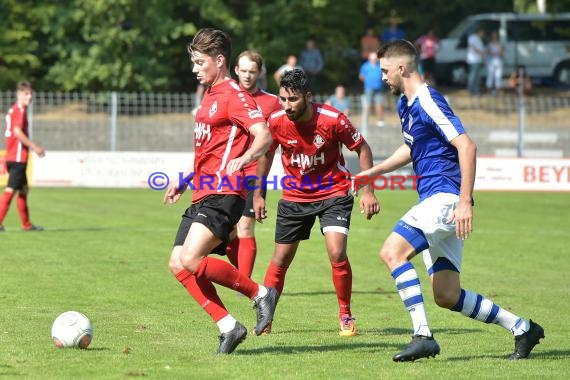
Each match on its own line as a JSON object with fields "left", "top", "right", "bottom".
{"left": 1, "top": 188, "right": 568, "bottom": 379}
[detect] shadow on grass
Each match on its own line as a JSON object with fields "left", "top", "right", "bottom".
{"left": 236, "top": 341, "right": 399, "bottom": 355}
{"left": 284, "top": 289, "right": 394, "bottom": 296}
{"left": 445, "top": 348, "right": 566, "bottom": 361}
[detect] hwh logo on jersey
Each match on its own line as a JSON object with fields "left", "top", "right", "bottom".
{"left": 290, "top": 152, "right": 325, "bottom": 174}
{"left": 195, "top": 122, "right": 211, "bottom": 146}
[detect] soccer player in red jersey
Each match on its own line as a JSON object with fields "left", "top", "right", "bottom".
{"left": 254, "top": 69, "right": 380, "bottom": 336}
{"left": 163, "top": 28, "right": 277, "bottom": 354}
{"left": 0, "top": 81, "right": 45, "bottom": 232}
{"left": 225, "top": 50, "right": 282, "bottom": 278}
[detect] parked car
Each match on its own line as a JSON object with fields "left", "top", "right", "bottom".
{"left": 435, "top": 13, "right": 570, "bottom": 86}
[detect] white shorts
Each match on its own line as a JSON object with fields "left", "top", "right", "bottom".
{"left": 399, "top": 193, "right": 463, "bottom": 274}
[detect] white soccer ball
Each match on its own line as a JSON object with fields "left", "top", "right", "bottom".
{"left": 51, "top": 311, "right": 93, "bottom": 349}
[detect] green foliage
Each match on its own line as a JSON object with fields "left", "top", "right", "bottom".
{"left": 0, "top": 189, "right": 566, "bottom": 378}
{"left": 1, "top": 0, "right": 528, "bottom": 92}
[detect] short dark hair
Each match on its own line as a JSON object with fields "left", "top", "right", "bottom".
{"left": 377, "top": 40, "right": 419, "bottom": 70}
{"left": 187, "top": 28, "right": 232, "bottom": 67}
{"left": 280, "top": 69, "right": 309, "bottom": 95}
{"left": 17, "top": 81, "right": 32, "bottom": 92}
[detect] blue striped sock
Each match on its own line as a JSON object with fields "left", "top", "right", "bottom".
{"left": 391, "top": 262, "right": 431, "bottom": 337}
{"left": 451, "top": 289, "right": 528, "bottom": 334}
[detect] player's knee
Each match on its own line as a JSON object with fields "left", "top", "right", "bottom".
{"left": 237, "top": 218, "right": 255, "bottom": 237}
{"left": 328, "top": 249, "right": 347, "bottom": 263}
{"left": 168, "top": 252, "right": 184, "bottom": 275}
{"left": 379, "top": 246, "right": 398, "bottom": 266}
{"left": 433, "top": 288, "right": 460, "bottom": 309}
{"left": 179, "top": 251, "right": 201, "bottom": 274}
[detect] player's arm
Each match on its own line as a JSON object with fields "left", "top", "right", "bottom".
{"left": 353, "top": 141, "right": 380, "bottom": 220}
{"left": 356, "top": 143, "right": 411, "bottom": 180}
{"left": 253, "top": 149, "right": 276, "bottom": 222}
{"left": 449, "top": 133, "right": 477, "bottom": 240}
{"left": 226, "top": 121, "right": 272, "bottom": 175}
{"left": 13, "top": 126, "right": 45, "bottom": 157}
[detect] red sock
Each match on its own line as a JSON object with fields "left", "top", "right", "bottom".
{"left": 226, "top": 238, "right": 239, "bottom": 268}
{"left": 264, "top": 261, "right": 288, "bottom": 295}
{"left": 175, "top": 269, "right": 228, "bottom": 322}
{"left": 0, "top": 191, "right": 14, "bottom": 225}
{"left": 16, "top": 193, "right": 31, "bottom": 229}
{"left": 238, "top": 237, "right": 257, "bottom": 278}
{"left": 331, "top": 259, "right": 352, "bottom": 317}
{"left": 195, "top": 257, "right": 259, "bottom": 299}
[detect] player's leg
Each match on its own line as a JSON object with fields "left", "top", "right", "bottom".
{"left": 235, "top": 215, "right": 257, "bottom": 277}
{"left": 0, "top": 162, "right": 20, "bottom": 230}
{"left": 169, "top": 208, "right": 243, "bottom": 354}
{"left": 320, "top": 195, "right": 355, "bottom": 336}
{"left": 382, "top": 200, "right": 441, "bottom": 361}
{"left": 428, "top": 235, "right": 544, "bottom": 360}
{"left": 261, "top": 198, "right": 314, "bottom": 333}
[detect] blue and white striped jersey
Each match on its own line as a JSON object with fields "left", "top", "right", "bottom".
{"left": 397, "top": 84, "right": 465, "bottom": 201}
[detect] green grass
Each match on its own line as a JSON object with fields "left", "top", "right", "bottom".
{"left": 1, "top": 188, "right": 568, "bottom": 379}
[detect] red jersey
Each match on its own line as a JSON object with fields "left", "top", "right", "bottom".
{"left": 243, "top": 89, "right": 281, "bottom": 176}
{"left": 4, "top": 103, "right": 29, "bottom": 163}
{"left": 192, "top": 79, "right": 266, "bottom": 203}
{"left": 268, "top": 103, "right": 364, "bottom": 202}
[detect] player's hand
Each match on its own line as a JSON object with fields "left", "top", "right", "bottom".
{"left": 163, "top": 180, "right": 187, "bottom": 205}
{"left": 359, "top": 189, "right": 380, "bottom": 220}
{"left": 253, "top": 193, "right": 267, "bottom": 223}
{"left": 226, "top": 154, "right": 251, "bottom": 176}
{"left": 34, "top": 146, "right": 45, "bottom": 158}
{"left": 449, "top": 200, "right": 473, "bottom": 240}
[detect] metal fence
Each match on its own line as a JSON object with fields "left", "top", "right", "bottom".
{"left": 1, "top": 90, "right": 569, "bottom": 157}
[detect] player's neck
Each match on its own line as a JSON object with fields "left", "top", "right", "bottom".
{"left": 246, "top": 87, "right": 260, "bottom": 95}
{"left": 297, "top": 102, "right": 314, "bottom": 123}
{"left": 210, "top": 74, "right": 232, "bottom": 88}
{"left": 403, "top": 76, "right": 424, "bottom": 100}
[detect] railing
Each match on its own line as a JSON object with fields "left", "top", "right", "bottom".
{"left": 1, "top": 90, "right": 569, "bottom": 157}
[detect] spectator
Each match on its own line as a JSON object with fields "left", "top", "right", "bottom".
{"left": 359, "top": 52, "right": 385, "bottom": 127}
{"left": 360, "top": 27, "right": 381, "bottom": 63}
{"left": 508, "top": 65, "right": 533, "bottom": 95}
{"left": 415, "top": 29, "right": 439, "bottom": 85}
{"left": 486, "top": 30, "right": 504, "bottom": 96}
{"left": 273, "top": 55, "right": 303, "bottom": 87}
{"left": 382, "top": 15, "right": 406, "bottom": 43}
{"left": 467, "top": 28, "right": 485, "bottom": 96}
{"left": 325, "top": 84, "right": 351, "bottom": 116}
{"left": 299, "top": 37, "right": 324, "bottom": 94}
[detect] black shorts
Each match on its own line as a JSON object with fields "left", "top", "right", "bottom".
{"left": 275, "top": 195, "right": 354, "bottom": 243}
{"left": 173, "top": 195, "right": 245, "bottom": 255}
{"left": 6, "top": 162, "right": 28, "bottom": 190}
{"left": 242, "top": 177, "right": 267, "bottom": 217}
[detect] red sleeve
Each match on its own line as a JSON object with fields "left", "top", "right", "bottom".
{"left": 10, "top": 106, "right": 24, "bottom": 128}
{"left": 228, "top": 91, "right": 266, "bottom": 131}
{"left": 335, "top": 113, "right": 364, "bottom": 151}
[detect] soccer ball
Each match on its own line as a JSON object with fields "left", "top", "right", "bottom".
{"left": 51, "top": 311, "right": 93, "bottom": 349}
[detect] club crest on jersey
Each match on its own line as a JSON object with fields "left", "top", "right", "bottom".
{"left": 209, "top": 101, "right": 218, "bottom": 118}
{"left": 313, "top": 134, "right": 325, "bottom": 148}
{"left": 351, "top": 131, "right": 361, "bottom": 142}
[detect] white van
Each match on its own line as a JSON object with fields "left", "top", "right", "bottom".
{"left": 435, "top": 13, "right": 570, "bottom": 86}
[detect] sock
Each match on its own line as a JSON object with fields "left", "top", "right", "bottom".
{"left": 0, "top": 190, "right": 14, "bottom": 225}
{"left": 195, "top": 257, "right": 259, "bottom": 299}
{"left": 226, "top": 238, "right": 239, "bottom": 268}
{"left": 237, "top": 237, "right": 257, "bottom": 278}
{"left": 331, "top": 259, "right": 352, "bottom": 317}
{"left": 451, "top": 288, "right": 530, "bottom": 336}
{"left": 391, "top": 262, "right": 431, "bottom": 337}
{"left": 264, "top": 261, "right": 289, "bottom": 295}
{"left": 175, "top": 269, "right": 228, "bottom": 323}
{"left": 216, "top": 314, "right": 237, "bottom": 334}
{"left": 16, "top": 193, "right": 32, "bottom": 229}
{"left": 255, "top": 285, "right": 267, "bottom": 300}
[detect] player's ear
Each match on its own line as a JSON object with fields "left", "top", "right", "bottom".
{"left": 216, "top": 54, "right": 225, "bottom": 69}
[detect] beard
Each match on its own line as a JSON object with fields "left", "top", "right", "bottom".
{"left": 286, "top": 101, "right": 308, "bottom": 121}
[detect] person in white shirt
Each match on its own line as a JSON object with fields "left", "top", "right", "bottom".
{"left": 466, "top": 29, "right": 485, "bottom": 95}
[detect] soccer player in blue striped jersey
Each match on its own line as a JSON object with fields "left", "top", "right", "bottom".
{"left": 356, "top": 40, "right": 544, "bottom": 362}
